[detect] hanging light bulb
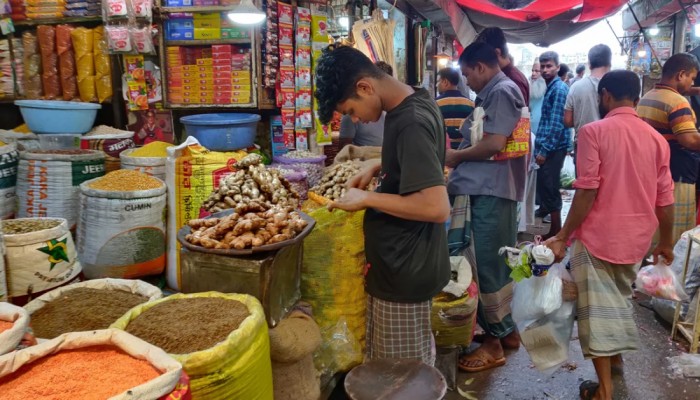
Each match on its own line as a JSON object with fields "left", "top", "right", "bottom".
{"left": 338, "top": 16, "right": 349, "bottom": 30}
{"left": 637, "top": 35, "right": 647, "bottom": 58}
{"left": 695, "top": 23, "right": 700, "bottom": 37}
{"left": 227, "top": 0, "right": 266, "bottom": 25}
{"left": 434, "top": 47, "right": 451, "bottom": 68}
{"left": 648, "top": 25, "right": 659, "bottom": 36}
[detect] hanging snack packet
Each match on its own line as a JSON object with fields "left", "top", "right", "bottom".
{"left": 130, "top": 26, "right": 154, "bottom": 54}
{"left": 106, "top": 25, "right": 132, "bottom": 53}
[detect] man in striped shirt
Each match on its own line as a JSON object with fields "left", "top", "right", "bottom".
{"left": 638, "top": 53, "right": 700, "bottom": 244}
{"left": 436, "top": 68, "right": 475, "bottom": 149}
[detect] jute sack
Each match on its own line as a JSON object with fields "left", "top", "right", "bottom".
{"left": 120, "top": 148, "right": 166, "bottom": 182}
{"left": 0, "top": 302, "right": 30, "bottom": 355}
{"left": 23, "top": 278, "right": 162, "bottom": 340}
{"left": 111, "top": 292, "right": 273, "bottom": 400}
{"left": 0, "top": 142, "right": 20, "bottom": 219}
{"left": 0, "top": 328, "right": 182, "bottom": 399}
{"left": 77, "top": 177, "right": 167, "bottom": 279}
{"left": 4, "top": 218, "right": 82, "bottom": 305}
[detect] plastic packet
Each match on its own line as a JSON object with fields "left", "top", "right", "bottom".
{"left": 130, "top": 26, "right": 154, "bottom": 54}
{"left": 76, "top": 53, "right": 95, "bottom": 78}
{"left": 61, "top": 74, "right": 78, "bottom": 100}
{"left": 96, "top": 74, "right": 112, "bottom": 103}
{"left": 105, "top": 25, "right": 132, "bottom": 53}
{"left": 104, "top": 0, "right": 128, "bottom": 17}
{"left": 37, "top": 25, "right": 56, "bottom": 55}
{"left": 41, "top": 72, "right": 61, "bottom": 99}
{"left": 56, "top": 25, "right": 74, "bottom": 55}
{"left": 71, "top": 27, "right": 94, "bottom": 58}
{"left": 636, "top": 262, "right": 689, "bottom": 301}
{"left": 130, "top": 0, "right": 151, "bottom": 18}
{"left": 77, "top": 75, "right": 96, "bottom": 102}
{"left": 511, "top": 264, "right": 564, "bottom": 332}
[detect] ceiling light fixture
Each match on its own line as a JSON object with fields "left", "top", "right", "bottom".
{"left": 648, "top": 25, "right": 659, "bottom": 36}
{"left": 227, "top": 0, "right": 266, "bottom": 25}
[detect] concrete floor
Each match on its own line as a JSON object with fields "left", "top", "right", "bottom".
{"left": 443, "top": 297, "right": 700, "bottom": 400}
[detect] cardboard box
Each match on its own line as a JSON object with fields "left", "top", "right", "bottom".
{"left": 193, "top": 0, "right": 218, "bottom": 5}
{"left": 221, "top": 28, "right": 250, "bottom": 39}
{"left": 194, "top": 12, "right": 221, "bottom": 29}
{"left": 231, "top": 77, "right": 251, "bottom": 85}
{"left": 212, "top": 58, "right": 232, "bottom": 66}
{"left": 212, "top": 44, "right": 231, "bottom": 53}
{"left": 166, "top": 0, "right": 192, "bottom": 6}
{"left": 194, "top": 28, "right": 221, "bottom": 40}
{"left": 166, "top": 27, "right": 194, "bottom": 41}
{"left": 231, "top": 70, "right": 250, "bottom": 78}
{"left": 196, "top": 58, "right": 213, "bottom": 66}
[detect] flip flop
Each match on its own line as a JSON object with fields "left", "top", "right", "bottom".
{"left": 458, "top": 348, "right": 506, "bottom": 373}
{"left": 579, "top": 380, "right": 599, "bottom": 400}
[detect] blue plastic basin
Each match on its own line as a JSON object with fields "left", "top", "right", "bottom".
{"left": 15, "top": 100, "right": 102, "bottom": 135}
{"left": 180, "top": 113, "right": 261, "bottom": 151}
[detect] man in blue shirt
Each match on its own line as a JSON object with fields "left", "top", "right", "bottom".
{"left": 535, "top": 51, "right": 570, "bottom": 239}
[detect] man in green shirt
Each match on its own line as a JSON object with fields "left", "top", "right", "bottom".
{"left": 315, "top": 45, "right": 451, "bottom": 365}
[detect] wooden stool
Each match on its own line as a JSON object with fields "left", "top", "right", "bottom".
{"left": 344, "top": 359, "right": 447, "bottom": 400}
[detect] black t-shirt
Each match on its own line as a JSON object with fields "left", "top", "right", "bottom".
{"left": 363, "top": 88, "right": 451, "bottom": 303}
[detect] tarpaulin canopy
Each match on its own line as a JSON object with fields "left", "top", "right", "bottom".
{"left": 455, "top": 0, "right": 628, "bottom": 46}
{"left": 456, "top": 0, "right": 627, "bottom": 23}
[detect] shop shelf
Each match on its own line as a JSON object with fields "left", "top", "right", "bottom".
{"left": 165, "top": 38, "right": 251, "bottom": 46}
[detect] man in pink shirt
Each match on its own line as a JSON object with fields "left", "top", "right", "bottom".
{"left": 545, "top": 70, "right": 675, "bottom": 400}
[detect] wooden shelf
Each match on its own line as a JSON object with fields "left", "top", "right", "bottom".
{"left": 13, "top": 16, "right": 102, "bottom": 27}
{"left": 166, "top": 101, "right": 256, "bottom": 109}
{"left": 159, "top": 5, "right": 238, "bottom": 13}
{"left": 165, "top": 38, "right": 251, "bottom": 46}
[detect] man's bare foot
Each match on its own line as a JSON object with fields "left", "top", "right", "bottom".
{"left": 458, "top": 335, "right": 506, "bottom": 372}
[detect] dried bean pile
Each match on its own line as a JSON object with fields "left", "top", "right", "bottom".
{"left": 31, "top": 288, "right": 149, "bottom": 339}
{"left": 2, "top": 218, "right": 61, "bottom": 234}
{"left": 125, "top": 297, "right": 250, "bottom": 354}
{"left": 88, "top": 169, "right": 163, "bottom": 191}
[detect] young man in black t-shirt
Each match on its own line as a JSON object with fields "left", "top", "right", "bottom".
{"left": 315, "top": 46, "right": 451, "bottom": 365}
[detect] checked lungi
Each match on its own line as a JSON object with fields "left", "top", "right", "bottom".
{"left": 570, "top": 240, "right": 641, "bottom": 359}
{"left": 365, "top": 295, "right": 434, "bottom": 366}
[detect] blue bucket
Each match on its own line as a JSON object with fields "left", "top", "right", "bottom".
{"left": 180, "top": 113, "right": 261, "bottom": 151}
{"left": 15, "top": 100, "right": 101, "bottom": 134}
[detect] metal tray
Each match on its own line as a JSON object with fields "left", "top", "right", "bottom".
{"left": 177, "top": 209, "right": 316, "bottom": 256}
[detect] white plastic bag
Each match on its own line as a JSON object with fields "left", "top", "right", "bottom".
{"left": 511, "top": 264, "right": 563, "bottom": 332}
{"left": 636, "top": 262, "right": 689, "bottom": 302}
{"left": 518, "top": 264, "right": 576, "bottom": 373}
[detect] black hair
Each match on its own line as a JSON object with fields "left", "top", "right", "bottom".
{"left": 588, "top": 44, "right": 612, "bottom": 69}
{"left": 314, "top": 45, "right": 385, "bottom": 124}
{"left": 576, "top": 64, "right": 586, "bottom": 74}
{"left": 375, "top": 61, "right": 393, "bottom": 76}
{"left": 662, "top": 53, "right": 700, "bottom": 79}
{"left": 539, "top": 51, "right": 559, "bottom": 65}
{"left": 437, "top": 68, "right": 461, "bottom": 86}
{"left": 459, "top": 42, "right": 499, "bottom": 69}
{"left": 598, "top": 70, "right": 640, "bottom": 102}
{"left": 475, "top": 27, "right": 509, "bottom": 57}
{"left": 558, "top": 63, "right": 570, "bottom": 78}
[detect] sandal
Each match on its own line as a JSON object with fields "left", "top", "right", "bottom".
{"left": 458, "top": 348, "right": 506, "bottom": 373}
{"left": 579, "top": 380, "right": 599, "bottom": 400}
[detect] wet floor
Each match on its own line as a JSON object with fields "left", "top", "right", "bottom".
{"left": 443, "top": 297, "right": 700, "bottom": 400}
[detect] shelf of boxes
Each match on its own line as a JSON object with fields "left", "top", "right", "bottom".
{"left": 12, "top": 16, "right": 103, "bottom": 27}
{"left": 164, "top": 44, "right": 255, "bottom": 108}
{"left": 158, "top": 0, "right": 259, "bottom": 108}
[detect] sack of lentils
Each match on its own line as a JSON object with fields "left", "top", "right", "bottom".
{"left": 111, "top": 292, "right": 273, "bottom": 400}
{"left": 2, "top": 218, "right": 82, "bottom": 306}
{"left": 77, "top": 170, "right": 167, "bottom": 279}
{"left": 80, "top": 125, "right": 136, "bottom": 173}
{"left": 23, "top": 278, "right": 161, "bottom": 340}
{"left": 120, "top": 141, "right": 172, "bottom": 182}
{"left": 0, "top": 329, "right": 183, "bottom": 400}
{"left": 0, "top": 142, "right": 19, "bottom": 220}
{"left": 0, "top": 302, "right": 30, "bottom": 355}
{"left": 16, "top": 149, "right": 105, "bottom": 230}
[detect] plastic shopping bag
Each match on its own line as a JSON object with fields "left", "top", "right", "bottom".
{"left": 636, "top": 262, "right": 689, "bottom": 302}
{"left": 511, "top": 264, "right": 563, "bottom": 333}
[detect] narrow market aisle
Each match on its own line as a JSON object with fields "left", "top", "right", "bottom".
{"left": 444, "top": 297, "right": 700, "bottom": 400}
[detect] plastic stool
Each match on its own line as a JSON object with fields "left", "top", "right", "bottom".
{"left": 344, "top": 358, "right": 447, "bottom": 400}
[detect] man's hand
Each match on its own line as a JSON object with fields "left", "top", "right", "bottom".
{"left": 445, "top": 149, "right": 462, "bottom": 169}
{"left": 536, "top": 155, "right": 546, "bottom": 165}
{"left": 544, "top": 236, "right": 567, "bottom": 263}
{"left": 652, "top": 242, "right": 674, "bottom": 265}
{"left": 346, "top": 162, "right": 380, "bottom": 190}
{"left": 328, "top": 188, "right": 369, "bottom": 212}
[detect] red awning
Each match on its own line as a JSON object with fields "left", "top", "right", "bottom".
{"left": 455, "top": 0, "right": 627, "bottom": 23}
